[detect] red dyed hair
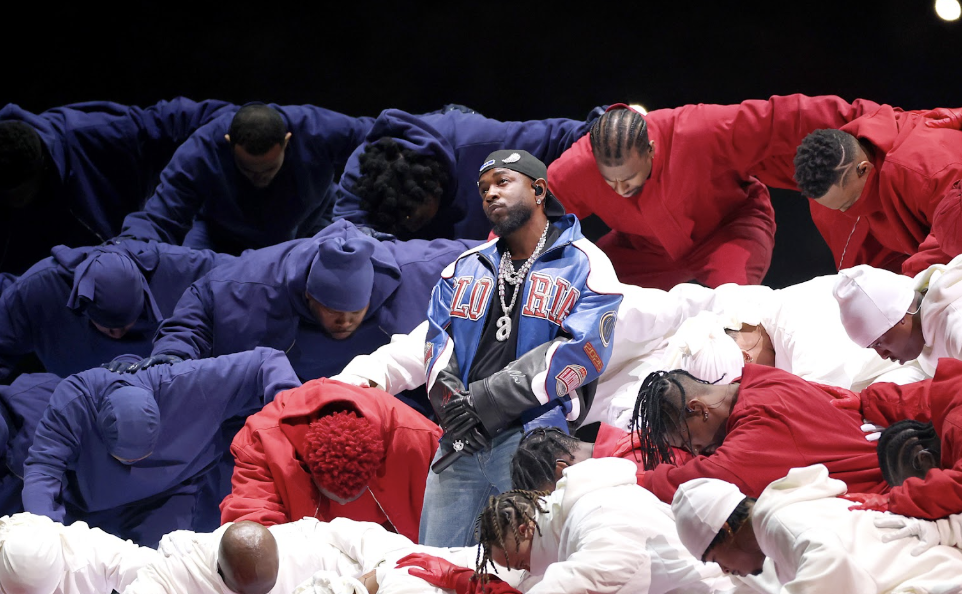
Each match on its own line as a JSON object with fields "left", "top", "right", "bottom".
{"left": 304, "top": 410, "right": 385, "bottom": 500}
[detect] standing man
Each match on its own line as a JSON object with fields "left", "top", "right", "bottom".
{"left": 547, "top": 95, "right": 882, "bottom": 289}
{"left": 120, "top": 103, "right": 375, "bottom": 254}
{"left": 0, "top": 98, "right": 232, "bottom": 273}
{"left": 421, "top": 150, "right": 623, "bottom": 546}
{"left": 795, "top": 105, "right": 962, "bottom": 276}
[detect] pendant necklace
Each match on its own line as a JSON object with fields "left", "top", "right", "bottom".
{"left": 495, "top": 221, "right": 551, "bottom": 342}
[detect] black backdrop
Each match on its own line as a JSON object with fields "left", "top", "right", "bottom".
{"left": 4, "top": 1, "right": 959, "bottom": 288}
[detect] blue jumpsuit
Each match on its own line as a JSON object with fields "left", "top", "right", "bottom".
{"left": 21, "top": 347, "right": 300, "bottom": 547}
{"left": 120, "top": 105, "right": 376, "bottom": 254}
{"left": 0, "top": 239, "right": 235, "bottom": 382}
{"left": 150, "top": 219, "right": 479, "bottom": 382}
{"left": 0, "top": 98, "right": 233, "bottom": 273}
{"left": 0, "top": 372, "right": 61, "bottom": 515}
{"left": 332, "top": 107, "right": 603, "bottom": 240}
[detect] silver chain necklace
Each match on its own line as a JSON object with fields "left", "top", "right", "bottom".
{"left": 495, "top": 221, "right": 551, "bottom": 342}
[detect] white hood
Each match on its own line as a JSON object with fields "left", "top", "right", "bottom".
{"left": 556, "top": 457, "right": 639, "bottom": 518}
{"left": 753, "top": 465, "right": 847, "bottom": 522}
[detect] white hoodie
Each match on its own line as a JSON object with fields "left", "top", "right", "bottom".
{"left": 522, "top": 457, "right": 729, "bottom": 594}
{"left": 752, "top": 465, "right": 962, "bottom": 593}
{"left": 915, "top": 255, "right": 962, "bottom": 377}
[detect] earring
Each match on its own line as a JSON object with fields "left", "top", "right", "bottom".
{"left": 747, "top": 354, "right": 753, "bottom": 363}
{"left": 703, "top": 412, "right": 709, "bottom": 421}
{"left": 536, "top": 199, "right": 543, "bottom": 204}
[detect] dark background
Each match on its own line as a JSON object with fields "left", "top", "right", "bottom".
{"left": 4, "top": 1, "right": 959, "bottom": 288}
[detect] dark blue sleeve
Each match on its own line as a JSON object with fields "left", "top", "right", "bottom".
{"left": 151, "top": 276, "right": 217, "bottom": 360}
{"left": 217, "top": 347, "right": 301, "bottom": 419}
{"left": 331, "top": 145, "right": 370, "bottom": 225}
{"left": 22, "top": 379, "right": 92, "bottom": 521}
{"left": 119, "top": 117, "right": 229, "bottom": 245}
{"left": 503, "top": 116, "right": 597, "bottom": 165}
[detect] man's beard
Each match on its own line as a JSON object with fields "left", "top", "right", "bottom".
{"left": 490, "top": 203, "right": 533, "bottom": 237}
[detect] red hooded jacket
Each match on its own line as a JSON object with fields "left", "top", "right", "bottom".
{"left": 859, "top": 357, "right": 962, "bottom": 519}
{"left": 220, "top": 378, "right": 441, "bottom": 542}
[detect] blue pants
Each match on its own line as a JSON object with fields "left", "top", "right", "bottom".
{"left": 419, "top": 429, "right": 523, "bottom": 547}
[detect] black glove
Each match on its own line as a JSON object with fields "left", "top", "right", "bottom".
{"left": 127, "top": 354, "right": 183, "bottom": 373}
{"left": 440, "top": 390, "right": 481, "bottom": 435}
{"left": 101, "top": 359, "right": 136, "bottom": 373}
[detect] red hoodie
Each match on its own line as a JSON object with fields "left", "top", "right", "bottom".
{"left": 220, "top": 378, "right": 441, "bottom": 542}
{"left": 808, "top": 105, "right": 962, "bottom": 275}
{"left": 860, "top": 357, "right": 962, "bottom": 519}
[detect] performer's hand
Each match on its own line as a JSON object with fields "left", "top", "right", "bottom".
{"left": 875, "top": 515, "right": 941, "bottom": 555}
{"left": 822, "top": 384, "right": 862, "bottom": 412}
{"left": 355, "top": 225, "right": 397, "bottom": 241}
{"left": 923, "top": 107, "right": 962, "bottom": 130}
{"left": 841, "top": 491, "right": 890, "bottom": 513}
{"left": 448, "top": 424, "right": 490, "bottom": 456}
{"left": 127, "top": 354, "right": 183, "bottom": 372}
{"left": 101, "top": 359, "right": 136, "bottom": 373}
{"left": 441, "top": 390, "right": 482, "bottom": 436}
{"left": 861, "top": 421, "right": 886, "bottom": 442}
{"left": 396, "top": 553, "right": 476, "bottom": 594}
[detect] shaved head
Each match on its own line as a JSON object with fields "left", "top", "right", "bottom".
{"left": 217, "top": 522, "right": 280, "bottom": 594}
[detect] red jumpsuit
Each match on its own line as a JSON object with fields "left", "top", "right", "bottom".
{"left": 547, "top": 95, "right": 881, "bottom": 289}
{"left": 859, "top": 357, "right": 962, "bottom": 519}
{"left": 807, "top": 106, "right": 962, "bottom": 275}
{"left": 219, "top": 378, "right": 442, "bottom": 542}
{"left": 640, "top": 364, "right": 888, "bottom": 504}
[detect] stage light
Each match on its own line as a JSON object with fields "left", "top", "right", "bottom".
{"left": 629, "top": 103, "right": 648, "bottom": 115}
{"left": 935, "top": 0, "right": 961, "bottom": 21}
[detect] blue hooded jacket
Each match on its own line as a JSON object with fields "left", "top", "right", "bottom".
{"left": 120, "top": 104, "right": 376, "bottom": 254}
{"left": 21, "top": 347, "right": 300, "bottom": 545}
{"left": 0, "top": 239, "right": 236, "bottom": 382}
{"left": 0, "top": 372, "right": 61, "bottom": 515}
{"left": 0, "top": 98, "right": 233, "bottom": 273}
{"left": 151, "top": 219, "right": 480, "bottom": 380}
{"left": 332, "top": 108, "right": 602, "bottom": 240}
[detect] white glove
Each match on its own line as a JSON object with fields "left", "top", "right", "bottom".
{"left": 875, "top": 515, "right": 942, "bottom": 555}
{"left": 861, "top": 420, "right": 886, "bottom": 442}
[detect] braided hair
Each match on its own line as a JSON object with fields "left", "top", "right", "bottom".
{"left": 352, "top": 137, "right": 450, "bottom": 236}
{"left": 510, "top": 427, "right": 582, "bottom": 491}
{"left": 588, "top": 107, "right": 649, "bottom": 167}
{"left": 793, "top": 129, "right": 859, "bottom": 199}
{"left": 877, "top": 419, "right": 941, "bottom": 486}
{"left": 630, "top": 369, "right": 712, "bottom": 470}
{"left": 0, "top": 121, "right": 44, "bottom": 190}
{"left": 475, "top": 489, "right": 548, "bottom": 577}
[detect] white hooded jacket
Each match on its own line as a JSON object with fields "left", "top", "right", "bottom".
{"left": 522, "top": 457, "right": 729, "bottom": 594}
{"left": 752, "top": 465, "right": 962, "bottom": 593}
{"left": 915, "top": 255, "right": 962, "bottom": 377}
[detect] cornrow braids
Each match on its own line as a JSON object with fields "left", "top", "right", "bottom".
{"left": 352, "top": 137, "right": 450, "bottom": 236}
{"left": 475, "top": 489, "right": 549, "bottom": 579}
{"left": 589, "top": 107, "right": 650, "bottom": 167}
{"left": 510, "top": 427, "right": 581, "bottom": 491}
{"left": 630, "top": 369, "right": 709, "bottom": 470}
{"left": 877, "top": 419, "right": 940, "bottom": 486}
{"left": 793, "top": 129, "right": 858, "bottom": 199}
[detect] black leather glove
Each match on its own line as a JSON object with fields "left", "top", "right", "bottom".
{"left": 127, "top": 354, "right": 183, "bottom": 373}
{"left": 101, "top": 359, "right": 136, "bottom": 373}
{"left": 440, "top": 390, "right": 481, "bottom": 435}
{"left": 446, "top": 423, "right": 490, "bottom": 456}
